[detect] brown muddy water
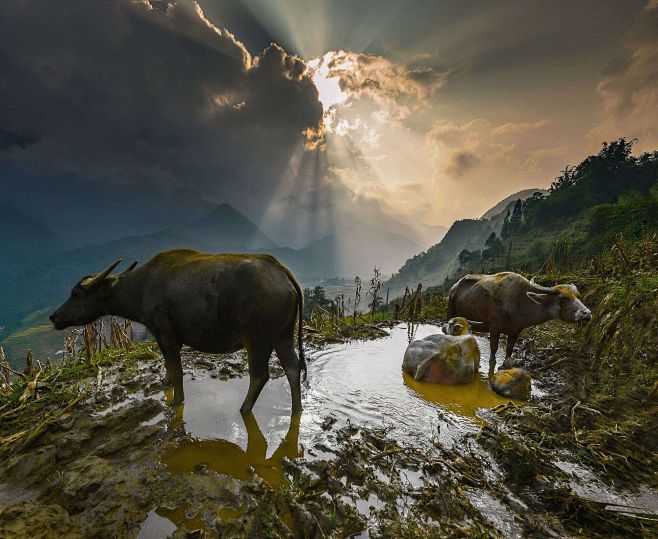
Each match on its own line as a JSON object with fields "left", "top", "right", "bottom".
{"left": 161, "top": 325, "right": 519, "bottom": 478}
{"left": 141, "top": 324, "right": 533, "bottom": 535}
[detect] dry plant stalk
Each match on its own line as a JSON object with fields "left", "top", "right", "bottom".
{"left": 23, "top": 350, "right": 34, "bottom": 378}
{"left": 64, "top": 317, "right": 134, "bottom": 365}
{"left": 352, "top": 276, "right": 362, "bottom": 324}
{"left": 0, "top": 347, "right": 11, "bottom": 394}
{"left": 405, "top": 283, "right": 423, "bottom": 321}
{"left": 367, "top": 267, "right": 383, "bottom": 319}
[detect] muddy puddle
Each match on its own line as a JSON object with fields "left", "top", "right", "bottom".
{"left": 161, "top": 324, "right": 521, "bottom": 479}
{"left": 146, "top": 324, "right": 539, "bottom": 533}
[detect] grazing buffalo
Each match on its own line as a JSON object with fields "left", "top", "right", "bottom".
{"left": 402, "top": 318, "right": 480, "bottom": 384}
{"left": 448, "top": 272, "right": 591, "bottom": 368}
{"left": 50, "top": 249, "right": 306, "bottom": 412}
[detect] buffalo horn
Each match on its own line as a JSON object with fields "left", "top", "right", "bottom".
{"left": 528, "top": 277, "right": 558, "bottom": 295}
{"left": 81, "top": 259, "right": 122, "bottom": 288}
{"left": 118, "top": 261, "right": 138, "bottom": 276}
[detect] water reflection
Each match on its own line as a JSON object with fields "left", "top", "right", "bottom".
{"left": 160, "top": 324, "right": 528, "bottom": 480}
{"left": 163, "top": 411, "right": 302, "bottom": 486}
{"left": 148, "top": 324, "right": 534, "bottom": 535}
{"left": 402, "top": 372, "right": 509, "bottom": 419}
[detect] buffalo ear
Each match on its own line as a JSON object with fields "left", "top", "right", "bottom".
{"left": 527, "top": 291, "right": 552, "bottom": 305}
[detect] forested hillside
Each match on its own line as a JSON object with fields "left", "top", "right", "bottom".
{"left": 457, "top": 139, "right": 658, "bottom": 281}
{"left": 386, "top": 139, "right": 658, "bottom": 293}
{"left": 385, "top": 190, "right": 544, "bottom": 294}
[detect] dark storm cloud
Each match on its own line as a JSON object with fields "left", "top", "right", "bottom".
{"left": 0, "top": 129, "right": 36, "bottom": 151}
{"left": 590, "top": 2, "right": 658, "bottom": 151}
{"left": 445, "top": 149, "right": 480, "bottom": 177}
{"left": 0, "top": 0, "right": 322, "bottom": 216}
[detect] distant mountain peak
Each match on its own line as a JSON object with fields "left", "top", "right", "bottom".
{"left": 0, "top": 204, "right": 66, "bottom": 256}
{"left": 209, "top": 202, "right": 241, "bottom": 215}
{"left": 188, "top": 203, "right": 277, "bottom": 250}
{"left": 480, "top": 188, "right": 547, "bottom": 220}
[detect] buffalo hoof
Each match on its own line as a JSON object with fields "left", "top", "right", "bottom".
{"left": 490, "top": 368, "right": 531, "bottom": 400}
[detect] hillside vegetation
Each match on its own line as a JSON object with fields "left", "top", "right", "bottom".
{"left": 387, "top": 139, "right": 658, "bottom": 293}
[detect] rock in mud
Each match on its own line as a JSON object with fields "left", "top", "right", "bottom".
{"left": 490, "top": 368, "right": 532, "bottom": 400}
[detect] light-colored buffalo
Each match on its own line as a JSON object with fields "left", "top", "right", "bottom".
{"left": 402, "top": 317, "right": 480, "bottom": 384}
{"left": 490, "top": 368, "right": 532, "bottom": 400}
{"left": 448, "top": 272, "right": 591, "bottom": 367}
{"left": 49, "top": 249, "right": 305, "bottom": 412}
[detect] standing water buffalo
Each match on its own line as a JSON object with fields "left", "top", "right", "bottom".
{"left": 448, "top": 272, "right": 591, "bottom": 368}
{"left": 49, "top": 249, "right": 306, "bottom": 412}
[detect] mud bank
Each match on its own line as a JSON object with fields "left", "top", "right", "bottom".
{"left": 0, "top": 324, "right": 656, "bottom": 538}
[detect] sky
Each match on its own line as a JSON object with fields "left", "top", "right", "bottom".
{"left": 1, "top": 0, "right": 657, "bottom": 247}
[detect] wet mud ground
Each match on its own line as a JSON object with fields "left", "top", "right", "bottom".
{"left": 0, "top": 323, "right": 656, "bottom": 538}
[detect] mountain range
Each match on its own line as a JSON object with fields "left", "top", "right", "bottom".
{"left": 0, "top": 200, "right": 445, "bottom": 351}
{"left": 384, "top": 189, "right": 546, "bottom": 295}
{"left": 0, "top": 184, "right": 554, "bottom": 366}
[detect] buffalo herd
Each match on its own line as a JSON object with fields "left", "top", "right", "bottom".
{"left": 50, "top": 251, "right": 590, "bottom": 410}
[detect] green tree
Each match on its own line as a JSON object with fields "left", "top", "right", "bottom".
{"left": 458, "top": 249, "right": 472, "bottom": 267}
{"left": 528, "top": 240, "right": 547, "bottom": 266}
{"left": 501, "top": 209, "right": 511, "bottom": 239}
{"left": 502, "top": 199, "right": 523, "bottom": 238}
{"left": 303, "top": 286, "right": 330, "bottom": 319}
{"left": 510, "top": 199, "right": 523, "bottom": 226}
{"left": 483, "top": 232, "right": 505, "bottom": 266}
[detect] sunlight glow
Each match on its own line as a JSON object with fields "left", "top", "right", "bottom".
{"left": 308, "top": 52, "right": 349, "bottom": 130}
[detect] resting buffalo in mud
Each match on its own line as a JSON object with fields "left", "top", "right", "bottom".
{"left": 402, "top": 317, "right": 480, "bottom": 384}
{"left": 49, "top": 249, "right": 306, "bottom": 412}
{"left": 448, "top": 272, "right": 591, "bottom": 368}
{"left": 490, "top": 368, "right": 532, "bottom": 400}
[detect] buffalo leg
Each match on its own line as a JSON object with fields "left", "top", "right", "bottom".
{"left": 270, "top": 412, "right": 302, "bottom": 463}
{"left": 489, "top": 330, "right": 500, "bottom": 364}
{"left": 242, "top": 411, "right": 267, "bottom": 458}
{"left": 158, "top": 337, "right": 184, "bottom": 404}
{"left": 275, "top": 339, "right": 303, "bottom": 413}
{"left": 502, "top": 333, "right": 519, "bottom": 368}
{"left": 241, "top": 344, "right": 273, "bottom": 413}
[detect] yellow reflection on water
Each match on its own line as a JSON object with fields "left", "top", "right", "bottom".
{"left": 163, "top": 411, "right": 303, "bottom": 487}
{"left": 403, "top": 372, "right": 512, "bottom": 418}
{"left": 154, "top": 504, "right": 207, "bottom": 534}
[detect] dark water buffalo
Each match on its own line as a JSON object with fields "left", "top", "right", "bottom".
{"left": 50, "top": 249, "right": 306, "bottom": 412}
{"left": 448, "top": 272, "right": 591, "bottom": 367}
